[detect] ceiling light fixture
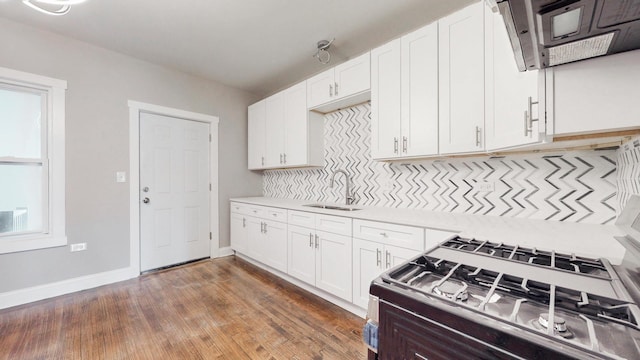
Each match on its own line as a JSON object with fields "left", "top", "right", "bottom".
{"left": 313, "top": 39, "right": 334, "bottom": 64}
{"left": 22, "top": 0, "right": 88, "bottom": 16}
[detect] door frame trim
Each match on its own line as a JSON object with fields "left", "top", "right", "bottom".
{"left": 128, "top": 100, "right": 220, "bottom": 275}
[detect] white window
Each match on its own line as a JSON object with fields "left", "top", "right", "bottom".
{"left": 0, "top": 67, "right": 67, "bottom": 254}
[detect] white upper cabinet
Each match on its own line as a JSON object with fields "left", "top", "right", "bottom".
{"left": 334, "top": 52, "right": 371, "bottom": 100}
{"left": 247, "top": 100, "right": 266, "bottom": 170}
{"left": 438, "top": 1, "right": 486, "bottom": 155}
{"left": 371, "top": 39, "right": 402, "bottom": 159}
{"left": 265, "top": 92, "right": 285, "bottom": 168}
{"left": 307, "top": 52, "right": 371, "bottom": 112}
{"left": 401, "top": 22, "right": 439, "bottom": 157}
{"left": 306, "top": 69, "right": 334, "bottom": 109}
{"left": 551, "top": 50, "right": 640, "bottom": 136}
{"left": 371, "top": 22, "right": 439, "bottom": 160}
{"left": 485, "top": 8, "right": 542, "bottom": 151}
{"left": 248, "top": 81, "right": 323, "bottom": 170}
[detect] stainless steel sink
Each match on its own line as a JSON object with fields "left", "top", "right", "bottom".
{"left": 303, "top": 204, "right": 361, "bottom": 211}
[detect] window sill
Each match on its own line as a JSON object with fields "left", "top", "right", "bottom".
{"left": 0, "top": 234, "right": 67, "bottom": 254}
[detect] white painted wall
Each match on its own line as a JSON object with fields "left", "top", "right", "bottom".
{"left": 0, "top": 17, "right": 262, "bottom": 293}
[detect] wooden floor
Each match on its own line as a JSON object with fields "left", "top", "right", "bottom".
{"left": 0, "top": 257, "right": 368, "bottom": 359}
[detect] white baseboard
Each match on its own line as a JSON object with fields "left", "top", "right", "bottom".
{"left": 216, "top": 246, "right": 234, "bottom": 258}
{"left": 0, "top": 266, "right": 139, "bottom": 310}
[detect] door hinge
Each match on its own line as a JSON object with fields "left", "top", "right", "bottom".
{"left": 209, "top": 232, "right": 212, "bottom": 240}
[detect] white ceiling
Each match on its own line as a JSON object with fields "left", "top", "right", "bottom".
{"left": 0, "top": 0, "right": 476, "bottom": 96}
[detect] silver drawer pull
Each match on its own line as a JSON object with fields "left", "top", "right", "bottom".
{"left": 385, "top": 250, "right": 391, "bottom": 269}
{"left": 380, "top": 232, "right": 388, "bottom": 237}
{"left": 309, "top": 233, "right": 313, "bottom": 247}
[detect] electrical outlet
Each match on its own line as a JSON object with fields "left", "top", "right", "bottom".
{"left": 70, "top": 243, "right": 87, "bottom": 252}
{"left": 116, "top": 171, "right": 126, "bottom": 183}
{"left": 475, "top": 181, "right": 495, "bottom": 192}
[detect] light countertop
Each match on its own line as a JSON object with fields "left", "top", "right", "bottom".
{"left": 230, "top": 197, "right": 628, "bottom": 264}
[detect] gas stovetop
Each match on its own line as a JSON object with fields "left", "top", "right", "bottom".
{"left": 380, "top": 236, "right": 640, "bottom": 359}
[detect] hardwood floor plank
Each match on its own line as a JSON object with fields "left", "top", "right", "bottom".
{"left": 0, "top": 257, "right": 367, "bottom": 359}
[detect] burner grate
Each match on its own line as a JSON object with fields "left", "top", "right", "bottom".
{"left": 441, "top": 237, "right": 611, "bottom": 279}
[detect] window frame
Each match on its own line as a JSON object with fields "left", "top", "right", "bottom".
{"left": 0, "top": 66, "right": 67, "bottom": 254}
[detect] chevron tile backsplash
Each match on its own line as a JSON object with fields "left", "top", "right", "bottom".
{"left": 618, "top": 136, "right": 640, "bottom": 213}
{"left": 264, "top": 103, "right": 636, "bottom": 225}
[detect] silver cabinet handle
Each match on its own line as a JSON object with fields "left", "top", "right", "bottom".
{"left": 261, "top": 156, "right": 264, "bottom": 166}
{"left": 523, "top": 110, "right": 529, "bottom": 137}
{"left": 393, "top": 138, "right": 398, "bottom": 154}
{"left": 385, "top": 250, "right": 391, "bottom": 269}
{"left": 142, "top": 197, "right": 150, "bottom": 204}
{"left": 242, "top": 218, "right": 246, "bottom": 228}
{"left": 525, "top": 96, "right": 540, "bottom": 136}
{"left": 402, "top": 136, "right": 407, "bottom": 153}
{"left": 260, "top": 222, "right": 264, "bottom": 233}
{"left": 309, "top": 233, "right": 314, "bottom": 247}
{"left": 329, "top": 84, "right": 333, "bottom": 97}
{"left": 283, "top": 153, "right": 286, "bottom": 164}
{"left": 335, "top": 82, "right": 339, "bottom": 96}
{"left": 379, "top": 232, "right": 388, "bottom": 237}
{"left": 263, "top": 222, "right": 267, "bottom": 234}
{"left": 280, "top": 153, "right": 283, "bottom": 164}
{"left": 475, "top": 126, "right": 482, "bottom": 147}
{"left": 314, "top": 234, "right": 319, "bottom": 249}
{"left": 376, "top": 248, "right": 382, "bottom": 267}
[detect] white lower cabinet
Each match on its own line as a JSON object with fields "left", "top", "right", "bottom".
{"left": 287, "top": 211, "right": 353, "bottom": 301}
{"left": 231, "top": 203, "right": 288, "bottom": 273}
{"left": 230, "top": 212, "right": 248, "bottom": 254}
{"left": 352, "top": 220, "right": 425, "bottom": 309}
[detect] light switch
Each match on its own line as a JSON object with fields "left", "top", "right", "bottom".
{"left": 116, "top": 171, "right": 127, "bottom": 183}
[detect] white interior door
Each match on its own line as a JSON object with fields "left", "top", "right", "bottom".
{"left": 140, "top": 112, "right": 210, "bottom": 271}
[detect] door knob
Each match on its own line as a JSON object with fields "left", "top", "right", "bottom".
{"left": 143, "top": 197, "right": 150, "bottom": 204}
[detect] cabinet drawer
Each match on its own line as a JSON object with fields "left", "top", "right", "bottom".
{"left": 316, "top": 214, "right": 351, "bottom": 236}
{"left": 353, "top": 219, "right": 424, "bottom": 251}
{"left": 264, "top": 207, "right": 287, "bottom": 223}
{"left": 246, "top": 205, "right": 266, "bottom": 218}
{"left": 230, "top": 202, "right": 253, "bottom": 216}
{"left": 288, "top": 210, "right": 316, "bottom": 228}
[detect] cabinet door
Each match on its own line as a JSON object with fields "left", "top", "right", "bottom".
{"left": 485, "top": 9, "right": 541, "bottom": 151}
{"left": 306, "top": 69, "right": 334, "bottom": 109}
{"left": 402, "top": 22, "right": 439, "bottom": 157}
{"left": 283, "top": 82, "right": 308, "bottom": 167}
{"left": 247, "top": 100, "right": 266, "bottom": 169}
{"left": 371, "top": 40, "right": 401, "bottom": 159}
{"left": 265, "top": 92, "right": 285, "bottom": 168}
{"left": 438, "top": 2, "right": 485, "bottom": 154}
{"left": 384, "top": 244, "right": 421, "bottom": 270}
{"left": 553, "top": 50, "right": 640, "bottom": 136}
{"left": 315, "top": 230, "right": 352, "bottom": 301}
{"left": 352, "top": 238, "right": 383, "bottom": 309}
{"left": 246, "top": 216, "right": 265, "bottom": 262}
{"left": 287, "top": 225, "right": 316, "bottom": 286}
{"left": 230, "top": 213, "right": 248, "bottom": 254}
{"left": 264, "top": 220, "right": 287, "bottom": 273}
{"left": 334, "top": 52, "right": 371, "bottom": 99}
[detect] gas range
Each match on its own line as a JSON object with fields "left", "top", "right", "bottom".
{"left": 366, "top": 234, "right": 640, "bottom": 359}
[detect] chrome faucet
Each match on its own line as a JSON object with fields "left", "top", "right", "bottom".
{"left": 330, "top": 169, "right": 354, "bottom": 205}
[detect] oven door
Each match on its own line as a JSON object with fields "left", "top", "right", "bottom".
{"left": 377, "top": 301, "right": 519, "bottom": 360}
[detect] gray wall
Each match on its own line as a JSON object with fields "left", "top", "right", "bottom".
{"left": 0, "top": 17, "right": 263, "bottom": 293}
